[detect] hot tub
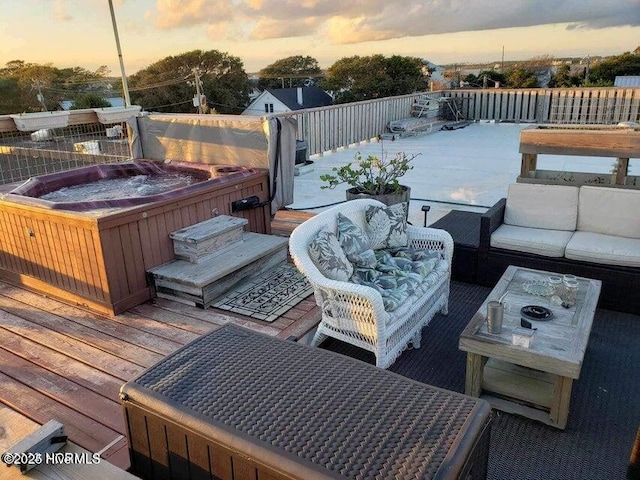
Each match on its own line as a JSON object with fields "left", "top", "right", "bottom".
{"left": 0, "top": 159, "right": 271, "bottom": 314}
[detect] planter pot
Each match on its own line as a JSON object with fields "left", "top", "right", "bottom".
{"left": 94, "top": 106, "right": 141, "bottom": 124}
{"left": 10, "top": 111, "right": 70, "bottom": 132}
{"left": 346, "top": 185, "right": 411, "bottom": 207}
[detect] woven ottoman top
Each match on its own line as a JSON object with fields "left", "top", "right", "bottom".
{"left": 121, "top": 325, "right": 491, "bottom": 479}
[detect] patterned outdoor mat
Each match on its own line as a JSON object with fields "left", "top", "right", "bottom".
{"left": 211, "top": 263, "right": 313, "bottom": 322}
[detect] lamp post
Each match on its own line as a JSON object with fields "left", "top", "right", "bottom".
{"left": 108, "top": 0, "right": 131, "bottom": 107}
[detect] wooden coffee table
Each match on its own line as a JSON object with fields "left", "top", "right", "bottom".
{"left": 459, "top": 266, "right": 601, "bottom": 429}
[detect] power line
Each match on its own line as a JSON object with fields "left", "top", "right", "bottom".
{"left": 143, "top": 99, "right": 193, "bottom": 110}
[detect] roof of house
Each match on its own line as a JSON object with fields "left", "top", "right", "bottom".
{"left": 614, "top": 75, "right": 640, "bottom": 87}
{"left": 268, "top": 86, "right": 332, "bottom": 110}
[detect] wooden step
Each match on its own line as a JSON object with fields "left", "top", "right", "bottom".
{"left": 170, "top": 215, "right": 248, "bottom": 263}
{"left": 270, "top": 209, "right": 316, "bottom": 237}
{"left": 149, "top": 233, "right": 288, "bottom": 308}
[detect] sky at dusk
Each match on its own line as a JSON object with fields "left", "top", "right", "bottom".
{"left": 1, "top": 0, "right": 638, "bottom": 75}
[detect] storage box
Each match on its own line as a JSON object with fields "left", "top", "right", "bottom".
{"left": 121, "top": 325, "right": 492, "bottom": 480}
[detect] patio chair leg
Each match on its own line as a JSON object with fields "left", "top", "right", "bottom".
{"left": 441, "top": 297, "right": 449, "bottom": 315}
{"left": 410, "top": 330, "right": 422, "bottom": 349}
{"left": 310, "top": 330, "right": 328, "bottom": 347}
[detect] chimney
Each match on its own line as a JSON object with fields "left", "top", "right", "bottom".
{"left": 297, "top": 87, "right": 303, "bottom": 106}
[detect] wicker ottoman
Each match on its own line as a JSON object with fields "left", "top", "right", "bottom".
{"left": 120, "top": 325, "right": 492, "bottom": 480}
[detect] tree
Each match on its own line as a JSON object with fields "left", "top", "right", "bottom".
{"left": 258, "top": 56, "right": 322, "bottom": 89}
{"left": 548, "top": 64, "right": 584, "bottom": 88}
{"left": 70, "top": 93, "right": 111, "bottom": 109}
{"left": 129, "top": 50, "right": 250, "bottom": 114}
{"left": 462, "top": 70, "right": 506, "bottom": 88}
{"left": 321, "top": 55, "right": 427, "bottom": 104}
{"left": 0, "top": 60, "right": 112, "bottom": 114}
{"left": 504, "top": 67, "right": 539, "bottom": 88}
{"left": 587, "top": 51, "right": 640, "bottom": 86}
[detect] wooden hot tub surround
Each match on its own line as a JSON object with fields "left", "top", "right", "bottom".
{"left": 0, "top": 168, "right": 271, "bottom": 315}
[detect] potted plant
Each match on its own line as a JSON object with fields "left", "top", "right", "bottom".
{"left": 320, "top": 151, "right": 418, "bottom": 206}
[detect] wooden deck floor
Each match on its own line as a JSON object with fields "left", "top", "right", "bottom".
{"left": 0, "top": 276, "right": 319, "bottom": 474}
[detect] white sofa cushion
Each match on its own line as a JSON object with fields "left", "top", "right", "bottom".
{"left": 491, "top": 224, "right": 573, "bottom": 257}
{"left": 577, "top": 186, "right": 640, "bottom": 239}
{"left": 565, "top": 231, "right": 640, "bottom": 267}
{"left": 504, "top": 183, "right": 579, "bottom": 231}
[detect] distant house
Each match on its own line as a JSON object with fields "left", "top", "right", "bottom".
{"left": 422, "top": 59, "right": 446, "bottom": 89}
{"left": 242, "top": 87, "right": 332, "bottom": 115}
{"left": 614, "top": 76, "right": 640, "bottom": 87}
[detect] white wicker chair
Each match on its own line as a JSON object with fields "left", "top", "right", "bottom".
{"left": 289, "top": 199, "right": 454, "bottom": 368}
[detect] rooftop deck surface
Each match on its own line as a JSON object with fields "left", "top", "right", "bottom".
{"left": 0, "top": 276, "right": 318, "bottom": 477}
{"left": 289, "top": 122, "right": 638, "bottom": 224}
{"left": 1, "top": 123, "right": 638, "bottom": 479}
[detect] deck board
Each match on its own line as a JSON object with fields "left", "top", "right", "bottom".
{"left": 0, "top": 277, "right": 318, "bottom": 473}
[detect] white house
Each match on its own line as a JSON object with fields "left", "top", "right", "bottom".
{"left": 242, "top": 87, "right": 332, "bottom": 115}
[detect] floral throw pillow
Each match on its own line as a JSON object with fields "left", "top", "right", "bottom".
{"left": 337, "top": 213, "right": 377, "bottom": 268}
{"left": 365, "top": 202, "right": 408, "bottom": 249}
{"left": 308, "top": 229, "right": 353, "bottom": 281}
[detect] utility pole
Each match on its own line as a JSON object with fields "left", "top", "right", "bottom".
{"left": 585, "top": 55, "right": 590, "bottom": 81}
{"left": 501, "top": 46, "right": 505, "bottom": 72}
{"left": 193, "top": 68, "right": 203, "bottom": 114}
{"left": 32, "top": 80, "right": 47, "bottom": 111}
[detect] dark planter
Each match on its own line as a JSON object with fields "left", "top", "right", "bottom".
{"left": 345, "top": 185, "right": 411, "bottom": 207}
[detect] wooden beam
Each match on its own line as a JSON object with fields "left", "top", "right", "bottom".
{"left": 520, "top": 127, "right": 640, "bottom": 158}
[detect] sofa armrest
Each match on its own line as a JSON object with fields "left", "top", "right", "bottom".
{"left": 407, "top": 226, "right": 454, "bottom": 274}
{"left": 479, "top": 198, "right": 506, "bottom": 256}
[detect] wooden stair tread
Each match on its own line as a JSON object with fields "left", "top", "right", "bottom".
{"left": 149, "top": 233, "right": 288, "bottom": 288}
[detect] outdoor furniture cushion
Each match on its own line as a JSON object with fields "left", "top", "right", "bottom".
{"left": 350, "top": 247, "right": 440, "bottom": 311}
{"left": 337, "top": 213, "right": 377, "bottom": 268}
{"left": 365, "top": 202, "right": 409, "bottom": 249}
{"left": 577, "top": 186, "right": 640, "bottom": 239}
{"left": 504, "top": 183, "right": 579, "bottom": 231}
{"left": 491, "top": 224, "right": 574, "bottom": 257}
{"left": 565, "top": 231, "right": 640, "bottom": 267}
{"left": 308, "top": 229, "right": 353, "bottom": 281}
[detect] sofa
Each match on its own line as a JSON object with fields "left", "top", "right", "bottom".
{"left": 289, "top": 199, "right": 453, "bottom": 368}
{"left": 479, "top": 183, "right": 640, "bottom": 313}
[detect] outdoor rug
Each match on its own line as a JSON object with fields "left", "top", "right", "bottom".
{"left": 211, "top": 263, "right": 313, "bottom": 322}
{"left": 321, "top": 280, "right": 640, "bottom": 480}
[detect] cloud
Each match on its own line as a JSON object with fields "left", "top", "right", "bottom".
{"left": 152, "top": 0, "right": 640, "bottom": 43}
{"left": 154, "top": 0, "right": 234, "bottom": 29}
{"left": 53, "top": 0, "right": 73, "bottom": 22}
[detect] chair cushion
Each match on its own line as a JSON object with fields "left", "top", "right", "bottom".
{"left": 504, "top": 183, "right": 579, "bottom": 231}
{"left": 365, "top": 202, "right": 408, "bottom": 249}
{"left": 490, "top": 224, "right": 573, "bottom": 257}
{"left": 565, "top": 231, "right": 640, "bottom": 267}
{"left": 577, "top": 186, "right": 640, "bottom": 239}
{"left": 350, "top": 247, "right": 439, "bottom": 311}
{"left": 308, "top": 229, "right": 353, "bottom": 281}
{"left": 337, "top": 213, "right": 377, "bottom": 268}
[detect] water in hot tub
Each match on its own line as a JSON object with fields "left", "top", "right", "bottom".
{"left": 40, "top": 173, "right": 200, "bottom": 202}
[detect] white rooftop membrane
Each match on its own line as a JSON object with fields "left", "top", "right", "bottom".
{"left": 289, "top": 123, "right": 634, "bottom": 225}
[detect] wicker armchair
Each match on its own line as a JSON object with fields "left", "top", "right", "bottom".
{"left": 289, "top": 199, "right": 453, "bottom": 368}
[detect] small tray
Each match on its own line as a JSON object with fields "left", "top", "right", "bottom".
{"left": 521, "top": 305, "right": 553, "bottom": 322}
{"left": 523, "top": 280, "right": 552, "bottom": 297}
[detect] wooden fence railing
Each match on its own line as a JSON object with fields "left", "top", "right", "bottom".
{"left": 272, "top": 92, "right": 443, "bottom": 157}
{"left": 274, "top": 87, "right": 640, "bottom": 157}
{"left": 446, "top": 87, "right": 640, "bottom": 124}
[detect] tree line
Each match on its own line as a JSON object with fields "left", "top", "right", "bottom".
{"left": 1, "top": 47, "right": 638, "bottom": 115}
